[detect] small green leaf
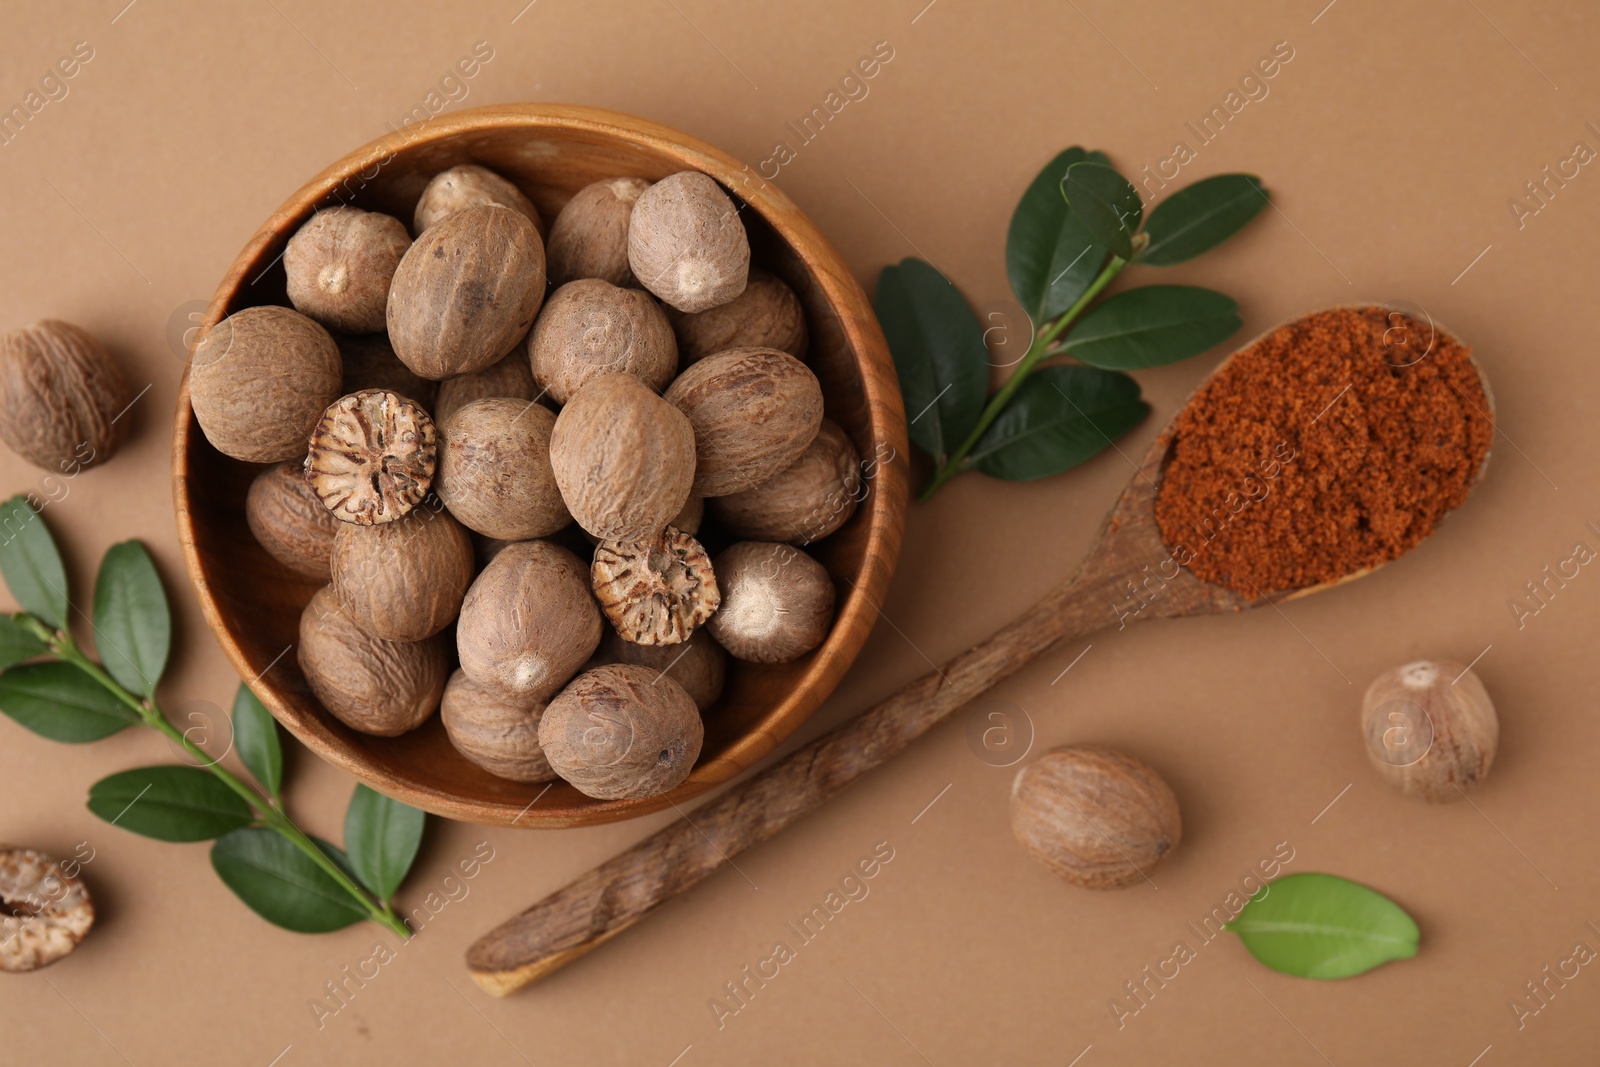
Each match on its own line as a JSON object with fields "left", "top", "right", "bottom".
{"left": 1007, "top": 147, "right": 1111, "bottom": 322}
{"left": 1140, "top": 174, "right": 1270, "bottom": 266}
{"left": 87, "top": 765, "right": 254, "bottom": 841}
{"left": 0, "top": 495, "right": 68, "bottom": 629}
{"left": 211, "top": 828, "right": 366, "bottom": 933}
{"left": 92, "top": 542, "right": 171, "bottom": 697}
{"left": 1226, "top": 872, "right": 1420, "bottom": 979}
{"left": 0, "top": 661, "right": 138, "bottom": 742}
{"left": 1061, "top": 162, "right": 1143, "bottom": 261}
{"left": 875, "top": 258, "right": 990, "bottom": 466}
{"left": 0, "top": 615, "right": 47, "bottom": 670}
{"left": 233, "top": 684, "right": 283, "bottom": 801}
{"left": 970, "top": 366, "right": 1149, "bottom": 481}
{"left": 1062, "top": 286, "right": 1242, "bottom": 370}
{"left": 344, "top": 784, "right": 425, "bottom": 902}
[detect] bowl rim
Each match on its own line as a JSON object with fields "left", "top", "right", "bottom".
{"left": 171, "top": 102, "right": 909, "bottom": 827}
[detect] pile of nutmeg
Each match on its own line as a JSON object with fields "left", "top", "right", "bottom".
{"left": 189, "top": 164, "right": 865, "bottom": 801}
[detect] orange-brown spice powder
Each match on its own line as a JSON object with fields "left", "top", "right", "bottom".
{"left": 1153, "top": 306, "right": 1494, "bottom": 597}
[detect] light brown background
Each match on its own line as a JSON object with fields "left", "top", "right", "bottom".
{"left": 2, "top": 1, "right": 1596, "bottom": 1063}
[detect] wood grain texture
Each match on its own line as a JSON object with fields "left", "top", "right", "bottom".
{"left": 171, "top": 104, "right": 909, "bottom": 828}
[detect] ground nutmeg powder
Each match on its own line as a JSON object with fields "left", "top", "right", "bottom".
{"left": 1153, "top": 305, "right": 1494, "bottom": 597}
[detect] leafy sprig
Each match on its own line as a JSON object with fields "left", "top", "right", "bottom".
{"left": 878, "top": 149, "right": 1269, "bottom": 500}
{"left": 0, "top": 495, "right": 422, "bottom": 938}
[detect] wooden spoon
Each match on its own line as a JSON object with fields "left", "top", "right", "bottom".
{"left": 466, "top": 308, "right": 1492, "bottom": 996}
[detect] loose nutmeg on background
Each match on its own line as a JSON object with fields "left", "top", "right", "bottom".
{"left": 538, "top": 663, "right": 704, "bottom": 800}
{"left": 528, "top": 278, "right": 679, "bottom": 404}
{"left": 437, "top": 396, "right": 569, "bottom": 541}
{"left": 387, "top": 203, "right": 546, "bottom": 379}
{"left": 283, "top": 206, "right": 412, "bottom": 334}
{"left": 545, "top": 176, "right": 649, "bottom": 287}
{"left": 246, "top": 460, "right": 342, "bottom": 581}
{"left": 599, "top": 627, "right": 726, "bottom": 712}
{"left": 413, "top": 164, "right": 545, "bottom": 238}
{"left": 664, "top": 346, "right": 824, "bottom": 497}
{"left": 440, "top": 669, "right": 557, "bottom": 784}
{"left": 298, "top": 586, "right": 448, "bottom": 737}
{"left": 0, "top": 320, "right": 132, "bottom": 473}
{"left": 337, "top": 332, "right": 438, "bottom": 411}
{"left": 592, "top": 527, "right": 720, "bottom": 646}
{"left": 330, "top": 504, "right": 474, "bottom": 642}
{"left": 188, "top": 305, "right": 343, "bottom": 463}
{"left": 707, "top": 541, "right": 835, "bottom": 663}
{"left": 711, "top": 418, "right": 862, "bottom": 544}
{"left": 627, "top": 171, "right": 750, "bottom": 313}
{"left": 0, "top": 845, "right": 94, "bottom": 972}
{"left": 1360, "top": 659, "right": 1498, "bottom": 802}
{"left": 667, "top": 268, "right": 808, "bottom": 365}
{"left": 305, "top": 390, "right": 437, "bottom": 525}
{"left": 434, "top": 345, "right": 537, "bottom": 427}
{"left": 1010, "top": 744, "right": 1182, "bottom": 889}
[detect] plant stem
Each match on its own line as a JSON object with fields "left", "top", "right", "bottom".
{"left": 919, "top": 253, "right": 1131, "bottom": 502}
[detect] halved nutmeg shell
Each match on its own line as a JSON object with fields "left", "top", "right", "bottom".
{"left": 305, "top": 389, "right": 436, "bottom": 525}
{"left": 0, "top": 846, "right": 94, "bottom": 972}
{"left": 592, "top": 526, "right": 720, "bottom": 645}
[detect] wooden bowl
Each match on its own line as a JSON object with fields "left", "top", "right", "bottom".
{"left": 172, "top": 104, "right": 908, "bottom": 828}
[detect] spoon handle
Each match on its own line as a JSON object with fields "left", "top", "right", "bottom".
{"left": 467, "top": 575, "right": 1107, "bottom": 995}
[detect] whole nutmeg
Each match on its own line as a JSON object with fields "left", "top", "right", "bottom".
{"left": 441, "top": 669, "right": 556, "bottom": 784}
{"left": 1360, "top": 659, "right": 1498, "bottom": 802}
{"left": 600, "top": 628, "right": 726, "bottom": 712}
{"left": 1010, "top": 745, "right": 1182, "bottom": 889}
{"left": 0, "top": 320, "right": 132, "bottom": 472}
{"left": 711, "top": 418, "right": 861, "bottom": 544}
{"left": 667, "top": 269, "right": 807, "bottom": 365}
{"left": 546, "top": 176, "right": 649, "bottom": 286}
{"left": 528, "top": 279, "right": 678, "bottom": 404}
{"left": 434, "top": 346, "right": 536, "bottom": 426}
{"left": 189, "top": 305, "right": 342, "bottom": 463}
{"left": 0, "top": 845, "right": 94, "bottom": 972}
{"left": 246, "top": 461, "right": 341, "bottom": 581}
{"left": 387, "top": 204, "right": 546, "bottom": 379}
{"left": 457, "top": 540, "right": 602, "bottom": 704}
{"left": 664, "top": 347, "right": 824, "bottom": 497}
{"left": 671, "top": 494, "right": 705, "bottom": 537}
{"left": 413, "top": 164, "right": 545, "bottom": 238}
{"left": 337, "top": 332, "right": 438, "bottom": 411}
{"left": 437, "top": 397, "right": 569, "bottom": 540}
{"left": 707, "top": 541, "right": 834, "bottom": 663}
{"left": 627, "top": 171, "right": 750, "bottom": 313}
{"left": 330, "top": 505, "right": 474, "bottom": 642}
{"left": 284, "top": 206, "right": 411, "bottom": 334}
{"left": 549, "top": 373, "right": 696, "bottom": 542}
{"left": 592, "top": 527, "right": 720, "bottom": 645}
{"left": 298, "top": 585, "right": 447, "bottom": 736}
{"left": 305, "top": 390, "right": 436, "bottom": 525}
{"left": 538, "top": 663, "right": 704, "bottom": 800}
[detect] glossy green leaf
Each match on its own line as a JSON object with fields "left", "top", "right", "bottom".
{"left": 1062, "top": 286, "right": 1241, "bottom": 370}
{"left": 1140, "top": 174, "right": 1270, "bottom": 266}
{"left": 875, "top": 258, "right": 989, "bottom": 466}
{"left": 1007, "top": 147, "right": 1111, "bottom": 322}
{"left": 0, "top": 615, "right": 47, "bottom": 670}
{"left": 92, "top": 541, "right": 171, "bottom": 697}
{"left": 970, "top": 366, "right": 1149, "bottom": 481}
{"left": 344, "top": 784, "right": 425, "bottom": 902}
{"left": 1226, "top": 873, "right": 1420, "bottom": 979}
{"left": 0, "top": 495, "right": 68, "bottom": 628}
{"left": 232, "top": 684, "right": 283, "bottom": 801}
{"left": 87, "top": 765, "right": 254, "bottom": 841}
{"left": 1061, "top": 162, "right": 1143, "bottom": 261}
{"left": 211, "top": 828, "right": 366, "bottom": 933}
{"left": 0, "top": 661, "right": 138, "bottom": 742}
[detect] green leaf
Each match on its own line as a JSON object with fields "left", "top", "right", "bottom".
{"left": 1007, "top": 147, "right": 1111, "bottom": 322}
{"left": 344, "top": 784, "right": 425, "bottom": 902}
{"left": 1140, "top": 174, "right": 1270, "bottom": 266}
{"left": 1061, "top": 162, "right": 1143, "bottom": 261}
{"left": 875, "top": 258, "right": 989, "bottom": 466}
{"left": 970, "top": 366, "right": 1149, "bottom": 481}
{"left": 0, "top": 495, "right": 68, "bottom": 629}
{"left": 211, "top": 827, "right": 366, "bottom": 933}
{"left": 233, "top": 684, "right": 283, "bottom": 801}
{"left": 1226, "top": 872, "right": 1420, "bottom": 979}
{"left": 1062, "top": 286, "right": 1242, "bottom": 370}
{"left": 92, "top": 542, "right": 171, "bottom": 697}
{"left": 0, "top": 661, "right": 138, "bottom": 742}
{"left": 0, "top": 615, "right": 47, "bottom": 670}
{"left": 87, "top": 765, "right": 254, "bottom": 842}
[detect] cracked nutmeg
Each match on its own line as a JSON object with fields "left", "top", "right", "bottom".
{"left": 592, "top": 526, "right": 720, "bottom": 645}
{"left": 0, "top": 846, "right": 94, "bottom": 972}
{"left": 305, "top": 389, "right": 437, "bottom": 525}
